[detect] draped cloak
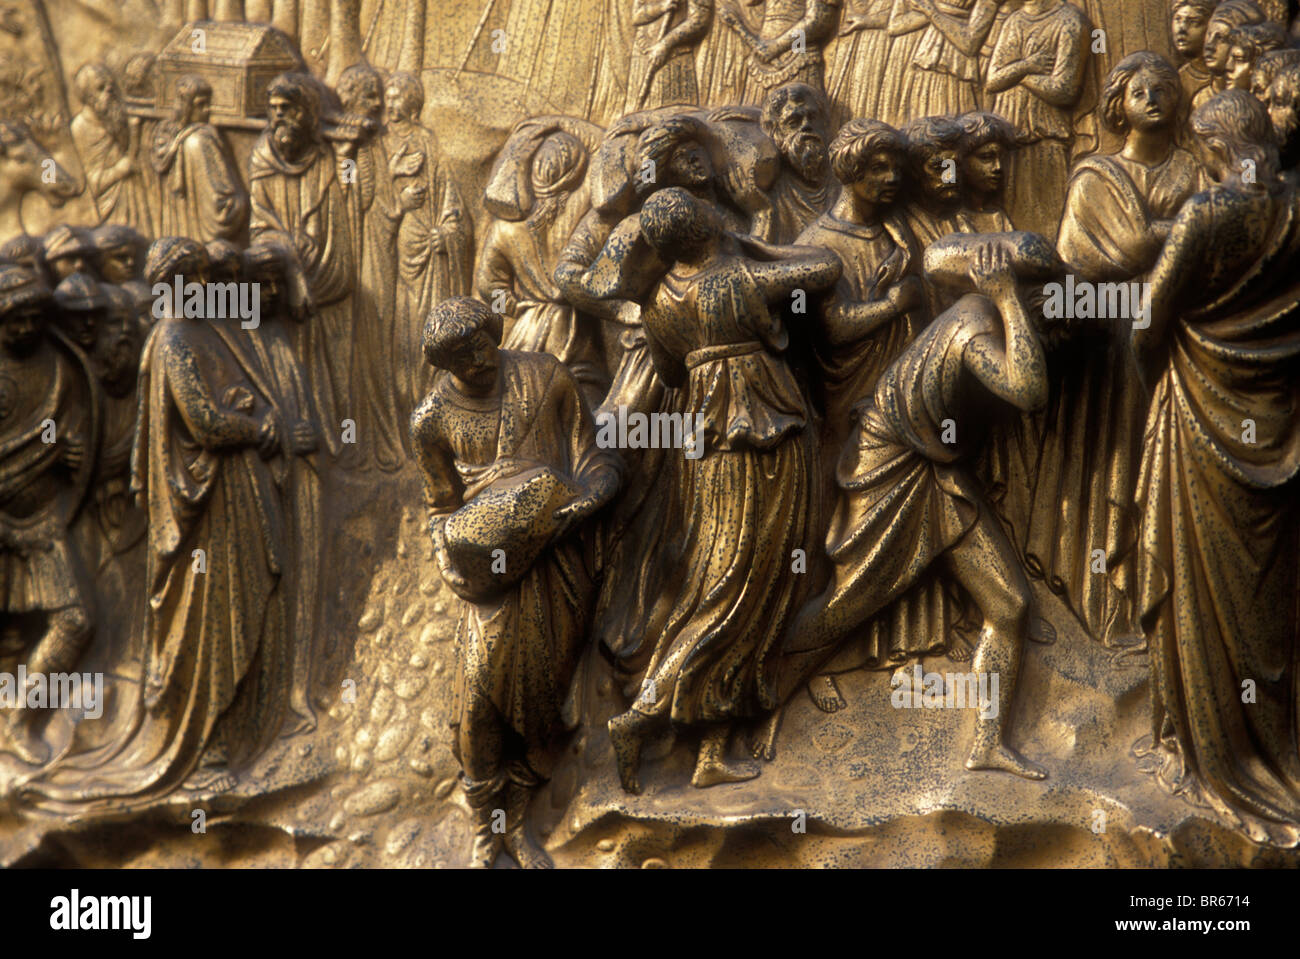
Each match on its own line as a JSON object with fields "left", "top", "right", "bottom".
{"left": 1134, "top": 183, "right": 1300, "bottom": 845}
{"left": 27, "top": 317, "right": 289, "bottom": 812}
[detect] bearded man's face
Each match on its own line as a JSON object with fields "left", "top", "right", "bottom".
{"left": 87, "top": 71, "right": 126, "bottom": 141}
{"left": 775, "top": 98, "right": 828, "bottom": 183}
{"left": 269, "top": 95, "right": 310, "bottom": 158}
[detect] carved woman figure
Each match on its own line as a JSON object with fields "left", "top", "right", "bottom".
{"left": 826, "top": 0, "right": 895, "bottom": 128}
{"left": 27, "top": 238, "right": 291, "bottom": 810}
{"left": 1009, "top": 53, "right": 1202, "bottom": 653}
{"left": 606, "top": 186, "right": 840, "bottom": 793}
{"left": 1132, "top": 90, "right": 1300, "bottom": 845}
{"left": 625, "top": 0, "right": 714, "bottom": 114}
{"left": 1222, "top": 21, "right": 1287, "bottom": 93}
{"left": 893, "top": 0, "right": 1007, "bottom": 121}
{"left": 985, "top": 0, "right": 1091, "bottom": 238}
{"left": 476, "top": 130, "right": 610, "bottom": 409}
{"left": 1171, "top": 0, "right": 1218, "bottom": 109}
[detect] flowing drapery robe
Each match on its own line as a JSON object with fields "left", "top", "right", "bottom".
{"left": 798, "top": 211, "right": 920, "bottom": 448}
{"left": 897, "top": 0, "right": 988, "bottom": 119}
{"left": 70, "top": 108, "right": 154, "bottom": 236}
{"left": 808, "top": 302, "right": 994, "bottom": 674}
{"left": 28, "top": 316, "right": 289, "bottom": 811}
{"left": 249, "top": 134, "right": 359, "bottom": 457}
{"left": 152, "top": 122, "right": 248, "bottom": 243}
{"left": 795, "top": 210, "right": 968, "bottom": 673}
{"left": 826, "top": 0, "right": 895, "bottom": 128}
{"left": 561, "top": 209, "right": 686, "bottom": 681}
{"left": 386, "top": 119, "right": 471, "bottom": 439}
{"left": 215, "top": 314, "right": 327, "bottom": 723}
{"left": 352, "top": 130, "right": 405, "bottom": 471}
{"left": 411, "top": 350, "right": 619, "bottom": 780}
{"left": 767, "top": 171, "right": 838, "bottom": 246}
{"left": 1134, "top": 183, "right": 1300, "bottom": 844}
{"left": 695, "top": 0, "right": 755, "bottom": 107}
{"left": 636, "top": 255, "right": 813, "bottom": 723}
{"left": 995, "top": 148, "right": 1199, "bottom": 647}
{"left": 624, "top": 0, "right": 707, "bottom": 114}
{"left": 476, "top": 182, "right": 610, "bottom": 410}
{"left": 987, "top": 1, "right": 1090, "bottom": 239}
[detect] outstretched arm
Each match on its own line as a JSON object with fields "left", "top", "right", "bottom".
{"left": 747, "top": 244, "right": 843, "bottom": 300}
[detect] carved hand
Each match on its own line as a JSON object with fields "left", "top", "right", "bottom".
{"left": 389, "top": 143, "right": 425, "bottom": 178}
{"left": 885, "top": 275, "right": 923, "bottom": 314}
{"left": 257, "top": 410, "right": 280, "bottom": 458}
{"left": 553, "top": 469, "right": 619, "bottom": 534}
{"left": 968, "top": 241, "right": 1017, "bottom": 300}
{"left": 399, "top": 182, "right": 427, "bottom": 211}
{"left": 430, "top": 519, "right": 468, "bottom": 590}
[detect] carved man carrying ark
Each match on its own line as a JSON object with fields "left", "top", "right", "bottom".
{"left": 151, "top": 74, "right": 249, "bottom": 245}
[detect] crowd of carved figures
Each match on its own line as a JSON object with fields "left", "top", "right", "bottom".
{"left": 2, "top": 0, "right": 1300, "bottom": 868}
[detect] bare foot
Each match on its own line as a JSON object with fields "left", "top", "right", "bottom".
{"left": 749, "top": 710, "right": 781, "bottom": 761}
{"left": 504, "top": 828, "right": 554, "bottom": 869}
{"left": 1029, "top": 616, "right": 1057, "bottom": 645}
{"left": 807, "top": 675, "right": 846, "bottom": 713}
{"left": 469, "top": 830, "right": 503, "bottom": 868}
{"left": 607, "top": 712, "right": 643, "bottom": 795}
{"left": 691, "top": 754, "right": 761, "bottom": 788}
{"left": 966, "top": 743, "right": 1047, "bottom": 780}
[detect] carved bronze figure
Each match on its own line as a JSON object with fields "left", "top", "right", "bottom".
{"left": 2, "top": 0, "right": 1300, "bottom": 872}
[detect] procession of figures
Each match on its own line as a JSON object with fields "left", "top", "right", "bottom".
{"left": 2, "top": 0, "right": 1300, "bottom": 868}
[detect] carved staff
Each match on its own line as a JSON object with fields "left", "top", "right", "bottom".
{"left": 456, "top": 0, "right": 500, "bottom": 80}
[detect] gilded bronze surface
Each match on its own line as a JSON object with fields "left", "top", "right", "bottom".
{"left": 1, "top": 0, "right": 1299, "bottom": 869}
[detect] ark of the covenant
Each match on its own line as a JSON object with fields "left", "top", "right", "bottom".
{"left": 1, "top": 0, "right": 1299, "bottom": 869}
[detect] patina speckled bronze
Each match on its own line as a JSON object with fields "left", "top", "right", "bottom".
{"left": 1, "top": 0, "right": 1300, "bottom": 870}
